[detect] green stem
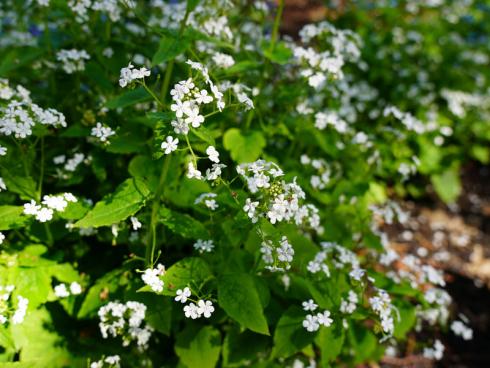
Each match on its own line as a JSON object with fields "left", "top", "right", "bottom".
{"left": 37, "top": 137, "right": 45, "bottom": 201}
{"left": 160, "top": 60, "right": 174, "bottom": 103}
{"left": 141, "top": 82, "right": 164, "bottom": 107}
{"left": 185, "top": 134, "right": 197, "bottom": 166}
{"left": 145, "top": 155, "right": 171, "bottom": 266}
{"left": 269, "top": 0, "right": 285, "bottom": 52}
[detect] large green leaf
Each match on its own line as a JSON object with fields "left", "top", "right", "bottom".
{"left": 223, "top": 128, "right": 266, "bottom": 163}
{"left": 0, "top": 206, "right": 29, "bottom": 230}
{"left": 74, "top": 178, "right": 150, "bottom": 228}
{"left": 175, "top": 325, "right": 221, "bottom": 368}
{"left": 272, "top": 306, "right": 315, "bottom": 358}
{"left": 217, "top": 273, "right": 269, "bottom": 335}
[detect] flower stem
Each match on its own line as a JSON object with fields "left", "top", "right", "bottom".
{"left": 269, "top": 0, "right": 285, "bottom": 52}
{"left": 145, "top": 155, "right": 171, "bottom": 266}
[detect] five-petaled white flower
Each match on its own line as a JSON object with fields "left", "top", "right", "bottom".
{"left": 175, "top": 287, "right": 191, "bottom": 303}
{"left": 161, "top": 136, "right": 179, "bottom": 154}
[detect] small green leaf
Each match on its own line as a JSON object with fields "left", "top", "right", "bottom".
{"left": 175, "top": 325, "right": 221, "bottom": 368}
{"left": 223, "top": 128, "right": 266, "bottom": 163}
{"left": 0, "top": 206, "right": 29, "bottom": 230}
{"left": 152, "top": 34, "right": 190, "bottom": 66}
{"left": 162, "top": 257, "right": 212, "bottom": 295}
{"left": 272, "top": 306, "right": 315, "bottom": 358}
{"left": 218, "top": 273, "right": 269, "bottom": 335}
{"left": 261, "top": 41, "right": 293, "bottom": 65}
{"left": 74, "top": 178, "right": 151, "bottom": 228}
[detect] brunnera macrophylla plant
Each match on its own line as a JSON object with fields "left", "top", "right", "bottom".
{"left": 0, "top": 0, "right": 486, "bottom": 366}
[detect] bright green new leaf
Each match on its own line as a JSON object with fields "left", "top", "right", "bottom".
{"left": 161, "top": 257, "right": 212, "bottom": 296}
{"left": 223, "top": 128, "right": 266, "bottom": 163}
{"left": 74, "top": 177, "right": 150, "bottom": 228}
{"left": 152, "top": 34, "right": 190, "bottom": 66}
{"left": 431, "top": 165, "right": 462, "bottom": 203}
{"left": 0, "top": 206, "right": 29, "bottom": 230}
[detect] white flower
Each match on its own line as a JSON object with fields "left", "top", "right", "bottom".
{"left": 171, "top": 100, "right": 191, "bottom": 118}
{"left": 175, "top": 287, "right": 191, "bottom": 303}
{"left": 0, "top": 232, "right": 4, "bottom": 244}
{"left": 194, "top": 89, "right": 213, "bottom": 104}
{"left": 185, "top": 106, "right": 205, "bottom": 128}
{"left": 23, "top": 200, "right": 41, "bottom": 215}
{"left": 36, "top": 207, "right": 54, "bottom": 222}
{"left": 184, "top": 303, "right": 200, "bottom": 319}
{"left": 197, "top": 300, "right": 215, "bottom": 318}
{"left": 302, "top": 299, "right": 318, "bottom": 311}
{"left": 451, "top": 320, "right": 473, "bottom": 340}
{"left": 194, "top": 239, "right": 214, "bottom": 253}
{"left": 0, "top": 177, "right": 6, "bottom": 191}
{"left": 130, "top": 216, "right": 142, "bottom": 230}
{"left": 91, "top": 122, "right": 115, "bottom": 143}
{"left": 69, "top": 282, "right": 82, "bottom": 295}
{"left": 12, "top": 296, "right": 28, "bottom": 324}
{"left": 141, "top": 264, "right": 165, "bottom": 293}
{"left": 187, "top": 162, "right": 203, "bottom": 180}
{"left": 206, "top": 146, "right": 220, "bottom": 163}
{"left": 119, "top": 62, "right": 150, "bottom": 88}
{"left": 316, "top": 310, "right": 333, "bottom": 327}
{"left": 161, "top": 136, "right": 179, "bottom": 154}
{"left": 56, "top": 49, "right": 90, "bottom": 74}
{"left": 42, "top": 195, "right": 68, "bottom": 212}
{"left": 303, "top": 314, "right": 320, "bottom": 332}
{"left": 54, "top": 283, "right": 70, "bottom": 298}
{"left": 0, "top": 145, "right": 7, "bottom": 156}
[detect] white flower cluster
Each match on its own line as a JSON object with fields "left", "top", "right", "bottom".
{"left": 260, "top": 236, "right": 294, "bottom": 272}
{"left": 194, "top": 192, "right": 218, "bottom": 210}
{"left": 174, "top": 287, "right": 215, "bottom": 319}
{"left": 68, "top": 0, "right": 131, "bottom": 23}
{"left": 383, "top": 105, "right": 430, "bottom": 134}
{"left": 90, "top": 355, "right": 121, "bottom": 368}
{"left": 91, "top": 122, "right": 115, "bottom": 143}
{"left": 186, "top": 145, "right": 226, "bottom": 182}
{"left": 441, "top": 89, "right": 489, "bottom": 118}
{"left": 300, "top": 154, "right": 334, "bottom": 190}
{"left": 141, "top": 264, "right": 165, "bottom": 293}
{"left": 23, "top": 193, "right": 77, "bottom": 223}
{"left": 293, "top": 21, "right": 361, "bottom": 88}
{"left": 314, "top": 111, "right": 348, "bottom": 133}
{"left": 369, "top": 289, "right": 395, "bottom": 335}
{"left": 238, "top": 160, "right": 322, "bottom": 233}
{"left": 0, "top": 79, "right": 66, "bottom": 139}
{"left": 119, "top": 62, "right": 151, "bottom": 88}
{"left": 0, "top": 285, "right": 28, "bottom": 325}
{"left": 169, "top": 64, "right": 222, "bottom": 136}
{"left": 423, "top": 339, "right": 444, "bottom": 360}
{"left": 451, "top": 319, "right": 473, "bottom": 340}
{"left": 98, "top": 301, "right": 153, "bottom": 350}
{"left": 56, "top": 49, "right": 90, "bottom": 74}
{"left": 53, "top": 152, "right": 88, "bottom": 174}
{"left": 54, "top": 282, "right": 82, "bottom": 298}
{"left": 193, "top": 239, "right": 214, "bottom": 253}
{"left": 418, "top": 287, "right": 451, "bottom": 325}
{"left": 340, "top": 290, "right": 359, "bottom": 314}
{"left": 307, "top": 242, "right": 363, "bottom": 277}
{"left": 302, "top": 300, "right": 333, "bottom": 332}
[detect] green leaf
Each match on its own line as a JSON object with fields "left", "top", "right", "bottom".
{"left": 159, "top": 206, "right": 209, "bottom": 239}
{"left": 74, "top": 178, "right": 150, "bottom": 228}
{"left": 261, "top": 41, "right": 293, "bottom": 65}
{"left": 152, "top": 34, "right": 191, "bottom": 66}
{"left": 106, "top": 87, "right": 151, "bottom": 109}
{"left": 0, "top": 47, "right": 44, "bottom": 76}
{"left": 218, "top": 273, "right": 269, "bottom": 335}
{"left": 272, "top": 306, "right": 315, "bottom": 358}
{"left": 222, "top": 327, "right": 269, "bottom": 367}
{"left": 161, "top": 257, "right": 212, "bottom": 296}
{"left": 315, "top": 323, "right": 345, "bottom": 364}
{"left": 175, "top": 325, "right": 221, "bottom": 368}
{"left": 57, "top": 200, "right": 90, "bottom": 221}
{"left": 223, "top": 128, "right": 266, "bottom": 163}
{"left": 431, "top": 165, "right": 461, "bottom": 203}
{"left": 0, "top": 169, "right": 37, "bottom": 200}
{"left": 0, "top": 206, "right": 29, "bottom": 230}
